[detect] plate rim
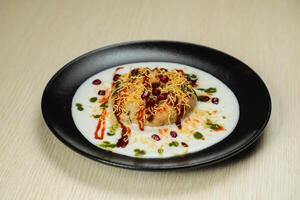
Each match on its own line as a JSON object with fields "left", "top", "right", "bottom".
{"left": 41, "top": 40, "right": 272, "bottom": 170}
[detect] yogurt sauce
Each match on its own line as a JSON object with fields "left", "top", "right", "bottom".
{"left": 72, "top": 62, "right": 239, "bottom": 158}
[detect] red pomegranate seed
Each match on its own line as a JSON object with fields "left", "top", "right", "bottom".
{"left": 152, "top": 82, "right": 160, "bottom": 88}
{"left": 131, "top": 68, "right": 139, "bottom": 76}
{"left": 146, "top": 99, "right": 156, "bottom": 107}
{"left": 181, "top": 142, "right": 188, "bottom": 147}
{"left": 141, "top": 90, "right": 150, "bottom": 99}
{"left": 92, "top": 79, "right": 102, "bottom": 85}
{"left": 113, "top": 74, "right": 120, "bottom": 81}
{"left": 98, "top": 90, "right": 106, "bottom": 95}
{"left": 146, "top": 114, "right": 154, "bottom": 121}
{"left": 158, "top": 93, "right": 168, "bottom": 101}
{"left": 170, "top": 131, "right": 177, "bottom": 138}
{"left": 152, "top": 88, "right": 161, "bottom": 96}
{"left": 197, "top": 95, "right": 210, "bottom": 102}
{"left": 159, "top": 75, "right": 169, "bottom": 83}
{"left": 151, "top": 134, "right": 160, "bottom": 141}
{"left": 212, "top": 97, "right": 219, "bottom": 104}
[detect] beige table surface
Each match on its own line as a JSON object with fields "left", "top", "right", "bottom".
{"left": 1, "top": 0, "right": 299, "bottom": 199}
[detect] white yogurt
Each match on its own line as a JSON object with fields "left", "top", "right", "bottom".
{"left": 72, "top": 62, "right": 239, "bottom": 158}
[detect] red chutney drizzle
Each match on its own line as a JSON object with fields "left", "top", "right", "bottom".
{"left": 175, "top": 104, "right": 185, "bottom": 129}
{"left": 137, "top": 108, "right": 145, "bottom": 131}
{"left": 94, "top": 90, "right": 111, "bottom": 140}
{"left": 94, "top": 109, "right": 107, "bottom": 139}
{"left": 112, "top": 67, "right": 132, "bottom": 148}
{"left": 115, "top": 111, "right": 131, "bottom": 148}
{"left": 94, "top": 68, "right": 124, "bottom": 140}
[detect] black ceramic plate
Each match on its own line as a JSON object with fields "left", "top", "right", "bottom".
{"left": 41, "top": 41, "right": 271, "bottom": 170}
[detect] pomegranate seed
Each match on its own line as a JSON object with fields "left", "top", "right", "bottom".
{"left": 212, "top": 97, "right": 219, "bottom": 104}
{"left": 98, "top": 90, "right": 106, "bottom": 95}
{"left": 92, "top": 79, "right": 102, "bottom": 85}
{"left": 151, "top": 134, "right": 160, "bottom": 141}
{"left": 113, "top": 74, "right": 120, "bottom": 81}
{"left": 197, "top": 95, "right": 210, "bottom": 102}
{"left": 152, "top": 82, "right": 160, "bottom": 88}
{"left": 141, "top": 90, "right": 150, "bottom": 99}
{"left": 158, "top": 93, "right": 168, "bottom": 101}
{"left": 181, "top": 142, "right": 188, "bottom": 147}
{"left": 159, "top": 75, "right": 169, "bottom": 83}
{"left": 146, "top": 99, "right": 156, "bottom": 107}
{"left": 170, "top": 131, "right": 177, "bottom": 138}
{"left": 146, "top": 114, "right": 154, "bottom": 121}
{"left": 131, "top": 68, "right": 139, "bottom": 76}
{"left": 152, "top": 88, "right": 161, "bottom": 96}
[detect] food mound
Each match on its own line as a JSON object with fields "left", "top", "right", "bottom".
{"left": 111, "top": 67, "right": 197, "bottom": 130}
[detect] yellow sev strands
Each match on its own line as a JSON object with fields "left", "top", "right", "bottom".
{"left": 111, "top": 67, "right": 196, "bottom": 125}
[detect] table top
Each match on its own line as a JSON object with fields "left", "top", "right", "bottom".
{"left": 1, "top": 0, "right": 299, "bottom": 199}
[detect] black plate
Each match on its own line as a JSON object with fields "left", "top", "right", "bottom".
{"left": 41, "top": 41, "right": 271, "bottom": 170}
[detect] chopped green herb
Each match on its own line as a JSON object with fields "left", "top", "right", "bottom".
{"left": 209, "top": 124, "right": 221, "bottom": 130}
{"left": 185, "top": 73, "right": 198, "bottom": 81}
{"left": 75, "top": 103, "right": 82, "bottom": 107}
{"left": 193, "top": 132, "right": 204, "bottom": 139}
{"left": 107, "top": 132, "right": 115, "bottom": 136}
{"left": 206, "top": 121, "right": 222, "bottom": 130}
{"left": 205, "top": 87, "right": 217, "bottom": 93}
{"left": 134, "top": 149, "right": 146, "bottom": 157}
{"left": 92, "top": 114, "right": 100, "bottom": 119}
{"left": 196, "top": 87, "right": 217, "bottom": 93}
{"left": 110, "top": 124, "right": 118, "bottom": 132}
{"left": 100, "top": 103, "right": 108, "bottom": 109}
{"left": 169, "top": 141, "right": 179, "bottom": 147}
{"left": 75, "top": 103, "right": 84, "bottom": 111}
{"left": 89, "top": 97, "right": 98, "bottom": 103}
{"left": 98, "top": 141, "right": 116, "bottom": 148}
{"left": 158, "top": 148, "right": 164, "bottom": 155}
{"left": 106, "top": 124, "right": 119, "bottom": 136}
{"left": 190, "top": 74, "right": 198, "bottom": 81}
{"left": 181, "top": 85, "right": 197, "bottom": 97}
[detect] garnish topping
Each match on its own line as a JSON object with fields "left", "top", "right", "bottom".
{"left": 197, "top": 95, "right": 210, "bottom": 102}
{"left": 170, "top": 131, "right": 178, "bottom": 138}
{"left": 211, "top": 97, "right": 219, "bottom": 104}
{"left": 100, "top": 103, "right": 108, "bottom": 109}
{"left": 158, "top": 148, "right": 164, "bottom": 155}
{"left": 75, "top": 103, "right": 84, "bottom": 111}
{"left": 98, "top": 141, "right": 116, "bottom": 148}
{"left": 98, "top": 90, "right": 106, "bottom": 95}
{"left": 169, "top": 141, "right": 179, "bottom": 147}
{"left": 134, "top": 149, "right": 146, "bottom": 156}
{"left": 181, "top": 142, "right": 189, "bottom": 147}
{"left": 151, "top": 134, "right": 160, "bottom": 141}
{"left": 193, "top": 131, "right": 204, "bottom": 140}
{"left": 92, "top": 79, "right": 102, "bottom": 85}
{"left": 89, "top": 97, "right": 98, "bottom": 103}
